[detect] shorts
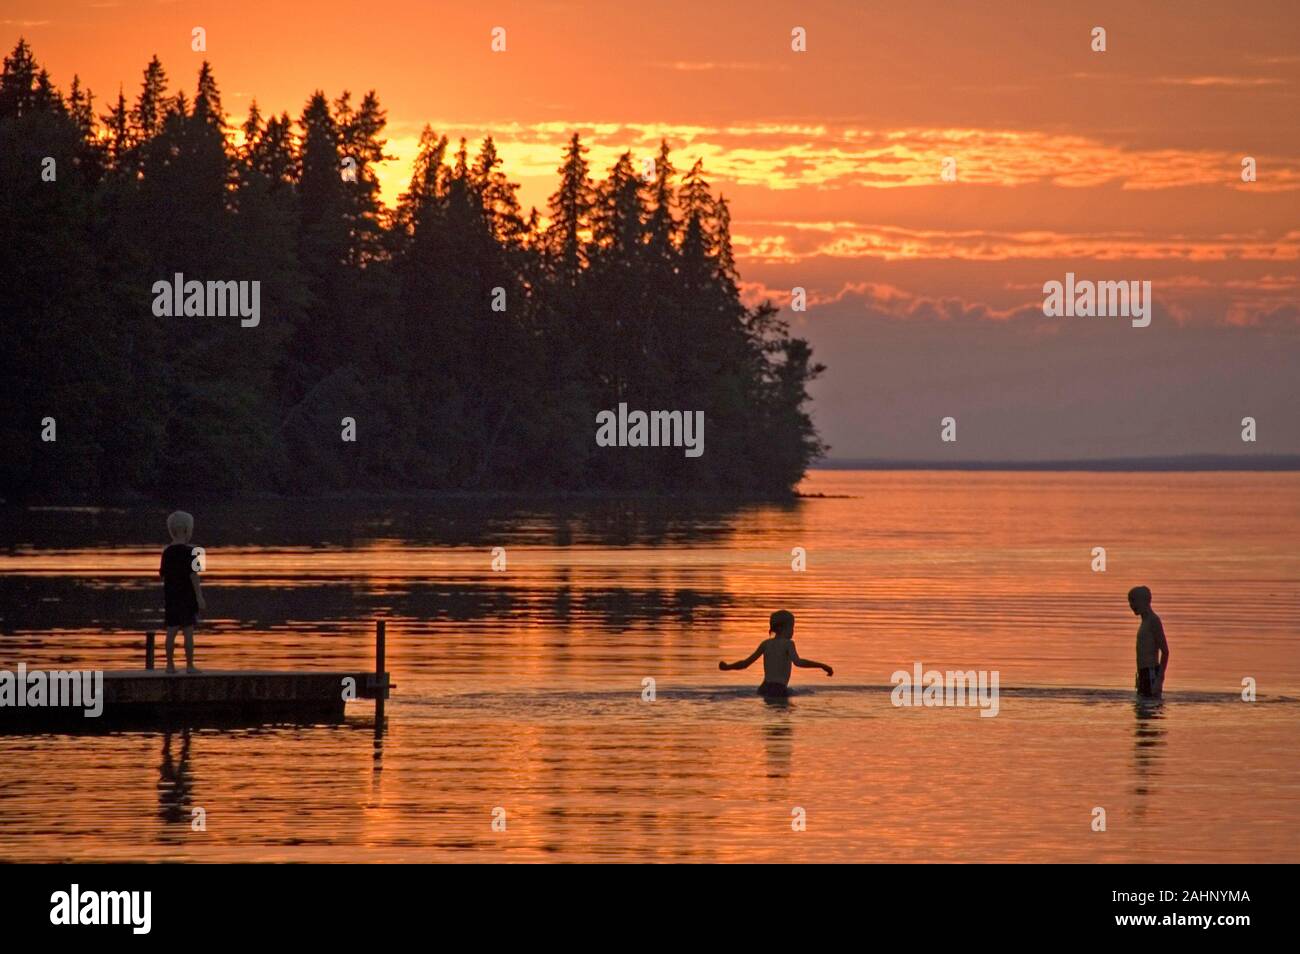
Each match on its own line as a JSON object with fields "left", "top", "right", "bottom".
{"left": 165, "top": 609, "right": 197, "bottom": 627}
{"left": 1136, "top": 667, "right": 1162, "bottom": 697}
{"left": 757, "top": 682, "right": 789, "bottom": 698}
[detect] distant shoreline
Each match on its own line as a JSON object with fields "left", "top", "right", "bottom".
{"left": 812, "top": 455, "right": 1300, "bottom": 472}
{"left": 5, "top": 456, "right": 1299, "bottom": 507}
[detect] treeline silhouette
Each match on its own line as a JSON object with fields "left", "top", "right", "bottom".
{"left": 1, "top": 40, "right": 825, "bottom": 501}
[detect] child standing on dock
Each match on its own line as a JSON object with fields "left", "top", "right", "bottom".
{"left": 160, "top": 511, "right": 205, "bottom": 674}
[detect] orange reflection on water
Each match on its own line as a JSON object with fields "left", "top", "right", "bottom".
{"left": 1, "top": 472, "right": 1298, "bottom": 861}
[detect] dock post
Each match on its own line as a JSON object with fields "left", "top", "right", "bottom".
{"left": 145, "top": 630, "right": 155, "bottom": 670}
{"left": 375, "top": 619, "right": 386, "bottom": 733}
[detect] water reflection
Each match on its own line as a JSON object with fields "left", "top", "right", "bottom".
{"left": 1130, "top": 700, "right": 1167, "bottom": 813}
{"left": 157, "top": 729, "right": 194, "bottom": 835}
{"left": 762, "top": 711, "right": 794, "bottom": 780}
{"left": 1, "top": 473, "right": 1297, "bottom": 862}
{"left": 0, "top": 496, "right": 769, "bottom": 552}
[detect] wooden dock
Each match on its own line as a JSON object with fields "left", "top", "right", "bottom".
{"left": 0, "top": 621, "right": 392, "bottom": 732}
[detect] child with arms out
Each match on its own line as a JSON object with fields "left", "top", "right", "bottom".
{"left": 719, "top": 610, "right": 832, "bottom": 698}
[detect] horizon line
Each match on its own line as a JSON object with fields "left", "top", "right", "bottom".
{"left": 812, "top": 454, "right": 1300, "bottom": 472}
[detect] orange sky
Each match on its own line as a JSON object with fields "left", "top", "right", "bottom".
{"left": 7, "top": 0, "right": 1299, "bottom": 458}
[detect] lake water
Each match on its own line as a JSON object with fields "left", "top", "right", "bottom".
{"left": 1, "top": 471, "right": 1297, "bottom": 862}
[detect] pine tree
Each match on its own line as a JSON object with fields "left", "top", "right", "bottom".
{"left": 678, "top": 158, "right": 715, "bottom": 272}
{"left": 64, "top": 75, "right": 103, "bottom": 177}
{"left": 134, "top": 55, "right": 168, "bottom": 141}
{"left": 335, "top": 89, "right": 389, "bottom": 262}
{"left": 193, "top": 61, "right": 225, "bottom": 130}
{"left": 240, "top": 104, "right": 298, "bottom": 189}
{"left": 714, "top": 195, "right": 737, "bottom": 284}
{"left": 472, "top": 136, "right": 526, "bottom": 245}
{"left": 0, "top": 38, "right": 39, "bottom": 117}
{"left": 592, "top": 151, "right": 646, "bottom": 258}
{"left": 545, "top": 132, "right": 595, "bottom": 284}
{"left": 99, "top": 87, "right": 132, "bottom": 165}
{"left": 66, "top": 75, "right": 93, "bottom": 136}
{"left": 645, "top": 139, "right": 678, "bottom": 259}
{"left": 394, "top": 125, "right": 448, "bottom": 236}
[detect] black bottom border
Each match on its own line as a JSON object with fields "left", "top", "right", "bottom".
{"left": 2, "top": 862, "right": 1280, "bottom": 940}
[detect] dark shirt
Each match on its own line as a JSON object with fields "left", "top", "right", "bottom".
{"left": 160, "top": 543, "right": 199, "bottom": 625}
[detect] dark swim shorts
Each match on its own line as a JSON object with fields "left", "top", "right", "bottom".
{"left": 1136, "top": 667, "right": 1162, "bottom": 697}
{"left": 757, "top": 682, "right": 790, "bottom": 698}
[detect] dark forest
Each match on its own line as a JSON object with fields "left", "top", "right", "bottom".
{"left": 0, "top": 40, "right": 825, "bottom": 501}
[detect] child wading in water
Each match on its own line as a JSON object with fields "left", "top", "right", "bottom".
{"left": 719, "top": 610, "right": 832, "bottom": 698}
{"left": 1128, "top": 585, "right": 1169, "bottom": 699}
{"left": 160, "top": 510, "right": 206, "bottom": 674}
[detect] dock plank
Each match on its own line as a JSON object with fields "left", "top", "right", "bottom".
{"left": 1, "top": 668, "right": 391, "bottom": 732}
{"left": 3, "top": 622, "right": 393, "bottom": 733}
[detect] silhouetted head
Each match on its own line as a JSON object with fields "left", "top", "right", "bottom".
{"left": 769, "top": 609, "right": 795, "bottom": 639}
{"left": 167, "top": 511, "right": 194, "bottom": 544}
{"left": 1127, "top": 585, "right": 1152, "bottom": 615}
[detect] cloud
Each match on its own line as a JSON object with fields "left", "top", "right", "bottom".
{"left": 650, "top": 61, "right": 786, "bottom": 73}
{"left": 1154, "top": 75, "right": 1286, "bottom": 88}
{"left": 373, "top": 120, "right": 1300, "bottom": 199}
{"left": 730, "top": 222, "right": 1300, "bottom": 265}
{"left": 737, "top": 276, "right": 1300, "bottom": 331}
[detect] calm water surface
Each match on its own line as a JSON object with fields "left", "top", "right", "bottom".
{"left": 1, "top": 471, "right": 1297, "bottom": 861}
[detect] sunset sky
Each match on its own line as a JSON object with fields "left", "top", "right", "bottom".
{"left": 9, "top": 0, "right": 1300, "bottom": 459}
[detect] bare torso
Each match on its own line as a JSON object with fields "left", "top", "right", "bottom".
{"left": 762, "top": 637, "right": 796, "bottom": 685}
